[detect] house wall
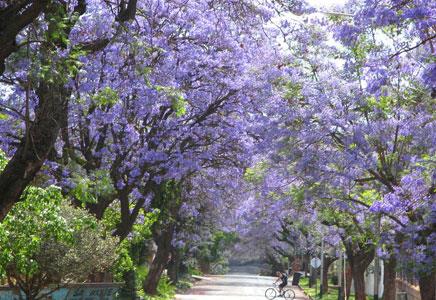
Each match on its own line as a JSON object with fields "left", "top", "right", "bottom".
{"left": 364, "top": 260, "right": 384, "bottom": 296}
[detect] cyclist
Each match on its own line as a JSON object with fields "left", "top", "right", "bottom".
{"left": 274, "top": 271, "right": 288, "bottom": 296}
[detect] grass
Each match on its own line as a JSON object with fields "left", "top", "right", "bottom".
{"left": 299, "top": 277, "right": 339, "bottom": 300}
{"left": 299, "top": 277, "right": 374, "bottom": 300}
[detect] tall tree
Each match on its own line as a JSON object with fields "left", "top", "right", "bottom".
{"left": 0, "top": 0, "right": 139, "bottom": 221}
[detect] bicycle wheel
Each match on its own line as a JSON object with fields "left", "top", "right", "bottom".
{"left": 284, "top": 289, "right": 295, "bottom": 300}
{"left": 265, "top": 288, "right": 277, "bottom": 299}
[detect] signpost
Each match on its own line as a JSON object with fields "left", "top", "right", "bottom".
{"left": 337, "top": 251, "right": 343, "bottom": 300}
{"left": 320, "top": 239, "right": 325, "bottom": 297}
{"left": 311, "top": 257, "right": 321, "bottom": 269}
{"left": 374, "top": 215, "right": 381, "bottom": 300}
{"left": 311, "top": 257, "right": 321, "bottom": 297}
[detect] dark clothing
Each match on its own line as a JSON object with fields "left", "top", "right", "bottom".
{"left": 276, "top": 272, "right": 288, "bottom": 291}
{"left": 279, "top": 273, "right": 288, "bottom": 289}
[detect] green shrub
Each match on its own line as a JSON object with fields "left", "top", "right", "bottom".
{"left": 188, "top": 268, "right": 203, "bottom": 276}
{"left": 132, "top": 267, "right": 175, "bottom": 300}
{"left": 0, "top": 186, "right": 118, "bottom": 299}
{"left": 176, "top": 279, "right": 193, "bottom": 291}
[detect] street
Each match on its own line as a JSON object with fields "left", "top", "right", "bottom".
{"left": 175, "top": 273, "right": 309, "bottom": 300}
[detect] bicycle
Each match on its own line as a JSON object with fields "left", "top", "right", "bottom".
{"left": 264, "top": 283, "right": 295, "bottom": 300}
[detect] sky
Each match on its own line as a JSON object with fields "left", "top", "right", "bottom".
{"left": 306, "top": 0, "right": 349, "bottom": 8}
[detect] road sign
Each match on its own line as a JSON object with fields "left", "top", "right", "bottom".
{"left": 311, "top": 257, "right": 321, "bottom": 269}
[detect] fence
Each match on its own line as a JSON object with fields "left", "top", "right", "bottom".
{"left": 0, "top": 283, "right": 122, "bottom": 300}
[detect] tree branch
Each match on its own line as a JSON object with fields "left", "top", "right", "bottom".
{"left": 389, "top": 34, "right": 436, "bottom": 59}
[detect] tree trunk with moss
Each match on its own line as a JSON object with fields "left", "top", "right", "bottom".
{"left": 168, "top": 248, "right": 182, "bottom": 284}
{"left": 143, "top": 224, "right": 174, "bottom": 295}
{"left": 143, "top": 181, "right": 182, "bottom": 295}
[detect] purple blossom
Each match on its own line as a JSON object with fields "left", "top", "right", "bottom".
{"left": 334, "top": 24, "right": 362, "bottom": 46}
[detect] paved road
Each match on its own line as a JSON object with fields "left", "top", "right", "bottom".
{"left": 175, "top": 273, "right": 309, "bottom": 300}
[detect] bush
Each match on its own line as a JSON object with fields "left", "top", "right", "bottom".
{"left": 0, "top": 186, "right": 118, "bottom": 299}
{"left": 210, "top": 260, "right": 230, "bottom": 275}
{"left": 184, "top": 258, "right": 203, "bottom": 276}
{"left": 188, "top": 268, "right": 203, "bottom": 276}
{"left": 176, "top": 279, "right": 193, "bottom": 291}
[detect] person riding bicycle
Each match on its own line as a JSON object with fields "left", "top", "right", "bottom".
{"left": 274, "top": 271, "right": 288, "bottom": 296}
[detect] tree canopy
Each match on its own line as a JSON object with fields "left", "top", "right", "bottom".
{"left": 0, "top": 0, "right": 434, "bottom": 299}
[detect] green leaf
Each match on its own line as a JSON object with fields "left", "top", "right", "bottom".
{"left": 91, "top": 87, "right": 119, "bottom": 108}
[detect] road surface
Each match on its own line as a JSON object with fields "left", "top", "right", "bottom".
{"left": 175, "top": 272, "right": 309, "bottom": 300}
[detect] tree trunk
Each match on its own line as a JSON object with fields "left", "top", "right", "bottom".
{"left": 0, "top": 82, "right": 69, "bottom": 221}
{"left": 0, "top": 1, "right": 50, "bottom": 74}
{"left": 383, "top": 256, "right": 396, "bottom": 300}
{"left": 113, "top": 188, "right": 150, "bottom": 240}
{"left": 309, "top": 264, "right": 316, "bottom": 287}
{"left": 303, "top": 254, "right": 309, "bottom": 275}
{"left": 419, "top": 270, "right": 436, "bottom": 300}
{"left": 322, "top": 256, "right": 337, "bottom": 293}
{"left": 23, "top": 287, "right": 37, "bottom": 300}
{"left": 0, "top": 0, "right": 137, "bottom": 222}
{"left": 352, "top": 266, "right": 366, "bottom": 300}
{"left": 0, "top": 0, "right": 88, "bottom": 221}
{"left": 345, "top": 265, "right": 352, "bottom": 300}
{"left": 143, "top": 180, "right": 183, "bottom": 295}
{"left": 347, "top": 247, "right": 374, "bottom": 300}
{"left": 143, "top": 224, "right": 174, "bottom": 295}
{"left": 142, "top": 246, "right": 171, "bottom": 295}
{"left": 168, "top": 249, "right": 181, "bottom": 284}
{"left": 25, "top": 293, "right": 34, "bottom": 300}
{"left": 321, "top": 260, "right": 328, "bottom": 293}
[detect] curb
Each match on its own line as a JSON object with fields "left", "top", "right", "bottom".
{"left": 298, "top": 285, "right": 315, "bottom": 300}
{"left": 191, "top": 275, "right": 212, "bottom": 281}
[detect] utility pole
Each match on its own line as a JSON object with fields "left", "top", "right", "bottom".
{"left": 320, "top": 238, "right": 325, "bottom": 297}
{"left": 373, "top": 215, "right": 381, "bottom": 300}
{"left": 343, "top": 253, "right": 347, "bottom": 300}
{"left": 338, "top": 250, "right": 344, "bottom": 300}
{"left": 374, "top": 255, "right": 380, "bottom": 300}
{"left": 286, "top": 256, "right": 290, "bottom": 277}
